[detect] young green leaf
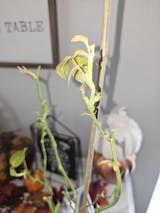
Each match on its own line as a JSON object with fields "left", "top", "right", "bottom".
{"left": 73, "top": 55, "right": 88, "bottom": 71}
{"left": 18, "top": 66, "right": 38, "bottom": 80}
{"left": 56, "top": 56, "right": 71, "bottom": 79}
{"left": 9, "top": 147, "right": 27, "bottom": 168}
{"left": 71, "top": 35, "right": 89, "bottom": 48}
{"left": 73, "top": 69, "right": 86, "bottom": 84}
{"left": 73, "top": 49, "right": 88, "bottom": 58}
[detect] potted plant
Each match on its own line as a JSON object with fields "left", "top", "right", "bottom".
{"left": 8, "top": 34, "right": 122, "bottom": 213}
{"left": 7, "top": 0, "right": 129, "bottom": 211}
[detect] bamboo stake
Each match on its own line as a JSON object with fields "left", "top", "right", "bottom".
{"left": 98, "top": 0, "right": 111, "bottom": 90}
{"left": 81, "top": 0, "right": 111, "bottom": 212}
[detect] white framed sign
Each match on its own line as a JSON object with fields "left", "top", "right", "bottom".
{"left": 0, "top": 0, "right": 59, "bottom": 67}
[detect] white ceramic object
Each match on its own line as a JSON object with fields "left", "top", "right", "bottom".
{"left": 95, "top": 106, "right": 143, "bottom": 161}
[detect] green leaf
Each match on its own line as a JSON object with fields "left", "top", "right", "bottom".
{"left": 81, "top": 112, "right": 91, "bottom": 117}
{"left": 74, "top": 55, "right": 88, "bottom": 70}
{"left": 71, "top": 35, "right": 89, "bottom": 48}
{"left": 71, "top": 55, "right": 88, "bottom": 84}
{"left": 18, "top": 66, "right": 38, "bottom": 80}
{"left": 73, "top": 49, "right": 88, "bottom": 58}
{"left": 56, "top": 56, "right": 71, "bottom": 79}
{"left": 9, "top": 148, "right": 27, "bottom": 168}
{"left": 67, "top": 67, "right": 78, "bottom": 84}
{"left": 73, "top": 69, "right": 86, "bottom": 84}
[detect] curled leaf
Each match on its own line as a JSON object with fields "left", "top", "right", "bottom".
{"left": 18, "top": 66, "right": 38, "bottom": 80}
{"left": 72, "top": 55, "right": 88, "bottom": 83}
{"left": 71, "top": 35, "right": 89, "bottom": 48}
{"left": 73, "top": 70, "right": 86, "bottom": 84}
{"left": 73, "top": 49, "right": 88, "bottom": 58}
{"left": 56, "top": 56, "right": 72, "bottom": 79}
{"left": 73, "top": 55, "right": 88, "bottom": 70}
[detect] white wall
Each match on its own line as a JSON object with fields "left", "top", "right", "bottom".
{"left": 0, "top": 0, "right": 104, "bottom": 152}
{"left": 113, "top": 1, "right": 160, "bottom": 213}
{"left": 0, "top": 1, "right": 159, "bottom": 213}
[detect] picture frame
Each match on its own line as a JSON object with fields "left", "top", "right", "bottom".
{"left": 0, "top": 0, "right": 59, "bottom": 68}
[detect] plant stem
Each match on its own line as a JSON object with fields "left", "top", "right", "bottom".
{"left": 81, "top": 91, "right": 121, "bottom": 212}
{"left": 45, "top": 124, "right": 78, "bottom": 212}
{"left": 95, "top": 0, "right": 122, "bottom": 211}
{"left": 98, "top": 0, "right": 111, "bottom": 88}
{"left": 35, "top": 73, "right": 78, "bottom": 213}
{"left": 43, "top": 196, "right": 56, "bottom": 213}
{"left": 81, "top": 1, "right": 111, "bottom": 211}
{"left": 89, "top": 111, "right": 122, "bottom": 212}
{"left": 40, "top": 126, "right": 47, "bottom": 172}
{"left": 95, "top": 134, "right": 122, "bottom": 212}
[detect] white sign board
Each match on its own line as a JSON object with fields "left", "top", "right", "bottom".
{"left": 0, "top": 0, "right": 58, "bottom": 67}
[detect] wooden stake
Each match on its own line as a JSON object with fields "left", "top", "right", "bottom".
{"left": 99, "top": 0, "right": 111, "bottom": 90}
{"left": 81, "top": 0, "right": 111, "bottom": 212}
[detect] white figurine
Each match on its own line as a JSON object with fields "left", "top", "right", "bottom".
{"left": 94, "top": 107, "right": 143, "bottom": 178}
